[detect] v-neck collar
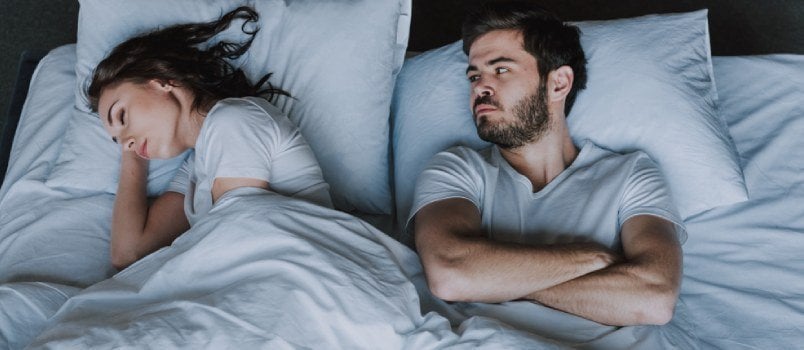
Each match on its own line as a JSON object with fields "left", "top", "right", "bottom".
{"left": 491, "top": 140, "right": 596, "bottom": 198}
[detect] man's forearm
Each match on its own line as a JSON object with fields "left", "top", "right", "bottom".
{"left": 415, "top": 199, "right": 618, "bottom": 304}
{"left": 526, "top": 261, "right": 680, "bottom": 326}
{"left": 421, "top": 237, "right": 617, "bottom": 303}
{"left": 526, "top": 216, "right": 684, "bottom": 326}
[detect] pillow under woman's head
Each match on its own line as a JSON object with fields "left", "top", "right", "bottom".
{"left": 50, "top": 0, "right": 412, "bottom": 215}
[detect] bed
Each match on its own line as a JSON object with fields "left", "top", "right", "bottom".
{"left": 1, "top": 0, "right": 802, "bottom": 349}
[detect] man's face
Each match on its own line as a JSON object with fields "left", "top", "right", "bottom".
{"left": 466, "top": 29, "right": 550, "bottom": 149}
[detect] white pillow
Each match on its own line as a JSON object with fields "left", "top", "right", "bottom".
{"left": 46, "top": 108, "right": 190, "bottom": 197}
{"left": 392, "top": 10, "right": 747, "bottom": 234}
{"left": 712, "top": 54, "right": 804, "bottom": 197}
{"left": 55, "top": 0, "right": 412, "bottom": 214}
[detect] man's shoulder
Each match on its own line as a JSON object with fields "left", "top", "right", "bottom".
{"left": 577, "top": 141, "right": 657, "bottom": 173}
{"left": 577, "top": 143, "right": 670, "bottom": 206}
{"left": 415, "top": 145, "right": 501, "bottom": 192}
{"left": 433, "top": 145, "right": 497, "bottom": 167}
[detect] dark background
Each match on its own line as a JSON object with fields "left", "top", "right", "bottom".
{"left": 2, "top": 0, "right": 803, "bottom": 132}
{"left": 409, "top": 0, "right": 804, "bottom": 53}
{"left": 1, "top": 0, "right": 78, "bottom": 132}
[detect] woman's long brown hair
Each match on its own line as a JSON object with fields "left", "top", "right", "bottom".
{"left": 87, "top": 6, "right": 289, "bottom": 114}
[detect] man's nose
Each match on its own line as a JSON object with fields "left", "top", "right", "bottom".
{"left": 473, "top": 78, "right": 494, "bottom": 98}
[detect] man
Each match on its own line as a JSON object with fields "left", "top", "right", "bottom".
{"left": 409, "top": 1, "right": 685, "bottom": 327}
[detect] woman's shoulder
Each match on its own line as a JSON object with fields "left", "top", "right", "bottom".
{"left": 201, "top": 97, "right": 299, "bottom": 143}
{"left": 208, "top": 96, "right": 280, "bottom": 118}
{"left": 206, "top": 97, "right": 293, "bottom": 127}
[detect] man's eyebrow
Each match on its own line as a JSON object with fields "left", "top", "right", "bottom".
{"left": 466, "top": 64, "right": 477, "bottom": 75}
{"left": 466, "top": 56, "right": 517, "bottom": 75}
{"left": 488, "top": 56, "right": 516, "bottom": 66}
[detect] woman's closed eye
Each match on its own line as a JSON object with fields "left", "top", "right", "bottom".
{"left": 111, "top": 111, "right": 126, "bottom": 143}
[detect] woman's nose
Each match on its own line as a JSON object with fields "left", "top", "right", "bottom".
{"left": 123, "top": 138, "right": 136, "bottom": 151}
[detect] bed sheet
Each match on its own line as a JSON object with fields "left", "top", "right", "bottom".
{"left": 677, "top": 54, "right": 804, "bottom": 349}
{"left": 2, "top": 45, "right": 803, "bottom": 349}
{"left": 0, "top": 45, "right": 117, "bottom": 349}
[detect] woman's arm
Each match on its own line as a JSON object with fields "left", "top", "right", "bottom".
{"left": 110, "top": 152, "right": 189, "bottom": 270}
{"left": 211, "top": 177, "right": 269, "bottom": 204}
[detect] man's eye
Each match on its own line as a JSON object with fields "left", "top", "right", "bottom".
{"left": 468, "top": 75, "right": 479, "bottom": 82}
{"left": 496, "top": 67, "right": 509, "bottom": 74}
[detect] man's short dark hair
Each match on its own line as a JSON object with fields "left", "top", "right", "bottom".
{"left": 462, "top": 1, "right": 587, "bottom": 116}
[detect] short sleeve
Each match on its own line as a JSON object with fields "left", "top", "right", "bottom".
{"left": 198, "top": 101, "right": 279, "bottom": 184}
{"left": 619, "top": 155, "right": 687, "bottom": 243}
{"left": 407, "top": 147, "right": 485, "bottom": 232}
{"left": 268, "top": 134, "right": 334, "bottom": 209}
{"left": 166, "top": 155, "right": 193, "bottom": 196}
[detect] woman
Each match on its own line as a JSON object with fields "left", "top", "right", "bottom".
{"left": 88, "top": 7, "right": 333, "bottom": 270}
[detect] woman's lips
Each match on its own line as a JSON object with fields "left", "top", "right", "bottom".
{"left": 137, "top": 140, "right": 149, "bottom": 159}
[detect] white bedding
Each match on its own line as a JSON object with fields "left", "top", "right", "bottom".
{"left": 1, "top": 46, "right": 803, "bottom": 349}
{"left": 0, "top": 45, "right": 117, "bottom": 349}
{"left": 26, "top": 189, "right": 570, "bottom": 349}
{"left": 679, "top": 55, "right": 804, "bottom": 349}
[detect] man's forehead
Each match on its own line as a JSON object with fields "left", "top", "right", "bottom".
{"left": 468, "top": 30, "right": 537, "bottom": 73}
{"left": 468, "top": 29, "right": 527, "bottom": 62}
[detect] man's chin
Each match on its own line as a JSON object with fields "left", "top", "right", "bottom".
{"left": 477, "top": 126, "right": 534, "bottom": 149}
{"left": 477, "top": 128, "right": 502, "bottom": 146}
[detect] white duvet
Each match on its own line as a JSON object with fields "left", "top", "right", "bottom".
{"left": 25, "top": 189, "right": 571, "bottom": 349}
{"left": 2, "top": 46, "right": 804, "bottom": 349}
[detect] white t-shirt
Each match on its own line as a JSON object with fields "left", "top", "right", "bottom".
{"left": 168, "top": 97, "right": 332, "bottom": 226}
{"left": 409, "top": 141, "right": 686, "bottom": 251}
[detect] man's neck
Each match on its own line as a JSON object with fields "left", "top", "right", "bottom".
{"left": 498, "top": 122, "right": 578, "bottom": 192}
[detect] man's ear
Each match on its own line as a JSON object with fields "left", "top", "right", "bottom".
{"left": 547, "top": 66, "right": 574, "bottom": 102}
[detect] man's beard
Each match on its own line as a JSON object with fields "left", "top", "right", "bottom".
{"left": 475, "top": 82, "right": 550, "bottom": 149}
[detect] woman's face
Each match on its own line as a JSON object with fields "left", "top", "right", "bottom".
{"left": 98, "top": 80, "right": 194, "bottom": 160}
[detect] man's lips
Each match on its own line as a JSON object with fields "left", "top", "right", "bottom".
{"left": 474, "top": 104, "right": 497, "bottom": 115}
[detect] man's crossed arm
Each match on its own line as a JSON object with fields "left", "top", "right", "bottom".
{"left": 414, "top": 198, "right": 682, "bottom": 326}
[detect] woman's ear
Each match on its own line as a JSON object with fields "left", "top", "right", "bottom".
{"left": 149, "top": 79, "right": 173, "bottom": 92}
{"left": 547, "top": 66, "right": 574, "bottom": 102}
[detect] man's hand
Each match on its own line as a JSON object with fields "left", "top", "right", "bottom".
{"left": 550, "top": 241, "right": 622, "bottom": 270}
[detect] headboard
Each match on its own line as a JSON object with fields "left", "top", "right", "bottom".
{"left": 409, "top": 0, "right": 804, "bottom": 55}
